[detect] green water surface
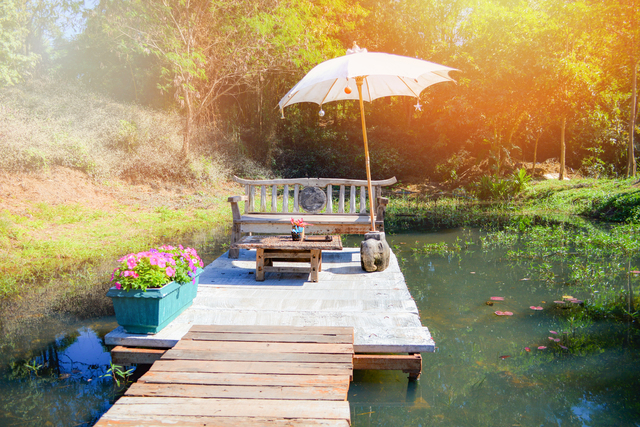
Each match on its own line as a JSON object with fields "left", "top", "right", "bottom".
{"left": 0, "top": 229, "right": 638, "bottom": 426}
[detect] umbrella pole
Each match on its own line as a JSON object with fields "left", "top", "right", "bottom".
{"left": 356, "top": 76, "right": 376, "bottom": 232}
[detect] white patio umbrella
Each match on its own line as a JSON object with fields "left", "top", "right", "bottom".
{"left": 278, "top": 44, "right": 458, "bottom": 231}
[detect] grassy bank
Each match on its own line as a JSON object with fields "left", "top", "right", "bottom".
{"left": 386, "top": 177, "right": 640, "bottom": 232}
{"left": 0, "top": 185, "right": 231, "bottom": 300}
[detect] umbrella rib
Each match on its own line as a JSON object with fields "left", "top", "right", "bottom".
{"left": 320, "top": 79, "right": 339, "bottom": 106}
{"left": 281, "top": 90, "right": 300, "bottom": 109}
{"left": 397, "top": 76, "right": 420, "bottom": 97}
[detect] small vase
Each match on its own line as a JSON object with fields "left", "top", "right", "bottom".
{"left": 291, "top": 226, "right": 305, "bottom": 241}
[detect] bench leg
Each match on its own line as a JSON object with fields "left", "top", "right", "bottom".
{"left": 309, "top": 249, "right": 320, "bottom": 282}
{"left": 229, "top": 223, "right": 241, "bottom": 258}
{"left": 256, "top": 248, "right": 265, "bottom": 281}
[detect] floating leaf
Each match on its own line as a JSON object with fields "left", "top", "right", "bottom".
{"left": 630, "top": 271, "right": 640, "bottom": 274}
{"left": 494, "top": 311, "right": 513, "bottom": 316}
{"left": 495, "top": 311, "right": 505, "bottom": 316}
{"left": 486, "top": 301, "right": 494, "bottom": 306}
{"left": 538, "top": 346, "right": 547, "bottom": 350}
{"left": 549, "top": 330, "right": 558, "bottom": 334}
{"left": 499, "top": 355, "right": 510, "bottom": 359}
{"left": 562, "top": 295, "right": 574, "bottom": 300}
{"left": 520, "top": 278, "right": 531, "bottom": 281}
{"left": 525, "top": 347, "right": 531, "bottom": 352}
{"left": 490, "top": 296, "right": 505, "bottom": 301}
{"left": 570, "top": 299, "right": 583, "bottom": 304}
{"left": 530, "top": 306, "right": 543, "bottom": 311}
{"left": 559, "top": 345, "right": 568, "bottom": 350}
{"left": 554, "top": 301, "right": 565, "bottom": 304}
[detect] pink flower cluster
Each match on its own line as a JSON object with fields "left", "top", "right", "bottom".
{"left": 111, "top": 245, "right": 203, "bottom": 291}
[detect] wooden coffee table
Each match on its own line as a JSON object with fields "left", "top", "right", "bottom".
{"left": 231, "top": 235, "right": 343, "bottom": 282}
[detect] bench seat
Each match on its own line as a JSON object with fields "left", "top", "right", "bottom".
{"left": 236, "top": 213, "right": 375, "bottom": 235}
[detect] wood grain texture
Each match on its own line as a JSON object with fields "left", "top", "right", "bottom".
{"left": 96, "top": 416, "right": 350, "bottom": 427}
{"left": 100, "top": 397, "right": 351, "bottom": 419}
{"left": 98, "top": 325, "right": 354, "bottom": 426}
{"left": 105, "top": 248, "right": 435, "bottom": 354}
{"left": 125, "top": 382, "right": 349, "bottom": 400}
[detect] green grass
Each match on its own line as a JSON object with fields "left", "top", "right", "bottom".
{"left": 0, "top": 198, "right": 231, "bottom": 300}
{"left": 385, "top": 178, "right": 640, "bottom": 234}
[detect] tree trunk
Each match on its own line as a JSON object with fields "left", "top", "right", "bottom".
{"left": 559, "top": 117, "right": 566, "bottom": 180}
{"left": 183, "top": 90, "right": 191, "bottom": 155}
{"left": 531, "top": 131, "right": 541, "bottom": 176}
{"left": 628, "top": 59, "right": 637, "bottom": 178}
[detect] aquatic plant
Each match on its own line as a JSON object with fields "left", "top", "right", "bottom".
{"left": 103, "top": 362, "right": 134, "bottom": 387}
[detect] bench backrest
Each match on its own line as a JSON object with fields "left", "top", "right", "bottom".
{"left": 233, "top": 176, "right": 397, "bottom": 215}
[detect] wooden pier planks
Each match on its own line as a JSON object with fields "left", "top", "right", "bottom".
{"left": 105, "top": 248, "right": 436, "bottom": 354}
{"left": 96, "top": 325, "right": 354, "bottom": 426}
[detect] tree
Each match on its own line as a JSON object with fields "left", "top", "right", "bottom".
{"left": 101, "top": 0, "right": 361, "bottom": 156}
{"left": 0, "top": 0, "right": 38, "bottom": 86}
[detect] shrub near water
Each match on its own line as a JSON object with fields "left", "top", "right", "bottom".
{"left": 0, "top": 78, "right": 232, "bottom": 183}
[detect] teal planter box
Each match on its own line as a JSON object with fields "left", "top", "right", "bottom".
{"left": 107, "top": 268, "right": 203, "bottom": 334}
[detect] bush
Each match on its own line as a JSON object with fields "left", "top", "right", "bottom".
{"left": 470, "top": 168, "right": 532, "bottom": 200}
{"left": 0, "top": 78, "right": 239, "bottom": 184}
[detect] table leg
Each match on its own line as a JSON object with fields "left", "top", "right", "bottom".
{"left": 309, "top": 249, "right": 320, "bottom": 282}
{"left": 256, "top": 248, "right": 265, "bottom": 281}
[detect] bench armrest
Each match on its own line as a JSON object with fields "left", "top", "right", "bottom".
{"left": 228, "top": 195, "right": 249, "bottom": 203}
{"left": 228, "top": 195, "right": 249, "bottom": 220}
{"left": 376, "top": 196, "right": 389, "bottom": 208}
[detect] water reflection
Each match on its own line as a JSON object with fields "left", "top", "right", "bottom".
{"left": 0, "top": 318, "right": 127, "bottom": 426}
{"left": 345, "top": 230, "right": 640, "bottom": 427}
{"left": 0, "top": 228, "right": 638, "bottom": 426}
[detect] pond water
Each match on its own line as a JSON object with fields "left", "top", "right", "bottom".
{"left": 1, "top": 228, "right": 638, "bottom": 426}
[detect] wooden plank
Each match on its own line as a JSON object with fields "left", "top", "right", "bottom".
{"left": 350, "top": 185, "right": 356, "bottom": 213}
{"left": 326, "top": 184, "right": 333, "bottom": 213}
{"left": 263, "top": 252, "right": 311, "bottom": 260}
{"left": 360, "top": 186, "right": 366, "bottom": 213}
{"left": 138, "top": 371, "right": 350, "bottom": 388}
{"left": 233, "top": 235, "right": 343, "bottom": 250}
{"left": 149, "top": 360, "right": 353, "bottom": 376}
{"left": 161, "top": 350, "right": 352, "bottom": 363}
{"left": 283, "top": 184, "right": 289, "bottom": 212}
{"left": 249, "top": 185, "right": 255, "bottom": 212}
{"left": 233, "top": 176, "right": 397, "bottom": 187}
{"left": 96, "top": 415, "right": 350, "bottom": 427}
{"left": 188, "top": 325, "right": 354, "bottom": 336}
{"left": 353, "top": 353, "right": 422, "bottom": 374}
{"left": 271, "top": 184, "right": 277, "bottom": 212}
{"left": 338, "top": 185, "right": 345, "bottom": 213}
{"left": 182, "top": 332, "right": 357, "bottom": 346}
{"left": 125, "top": 382, "right": 348, "bottom": 400}
{"left": 111, "top": 346, "right": 165, "bottom": 365}
{"left": 101, "top": 397, "right": 351, "bottom": 420}
{"left": 294, "top": 184, "right": 299, "bottom": 212}
{"left": 172, "top": 340, "right": 353, "bottom": 354}
{"left": 260, "top": 185, "right": 267, "bottom": 211}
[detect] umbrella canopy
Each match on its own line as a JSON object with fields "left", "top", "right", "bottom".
{"left": 278, "top": 44, "right": 458, "bottom": 231}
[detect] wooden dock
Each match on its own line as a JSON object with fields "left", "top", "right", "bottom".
{"left": 105, "top": 248, "right": 434, "bottom": 356}
{"left": 97, "top": 325, "right": 354, "bottom": 426}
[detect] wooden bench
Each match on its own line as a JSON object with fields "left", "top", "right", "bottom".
{"left": 228, "top": 176, "right": 397, "bottom": 258}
